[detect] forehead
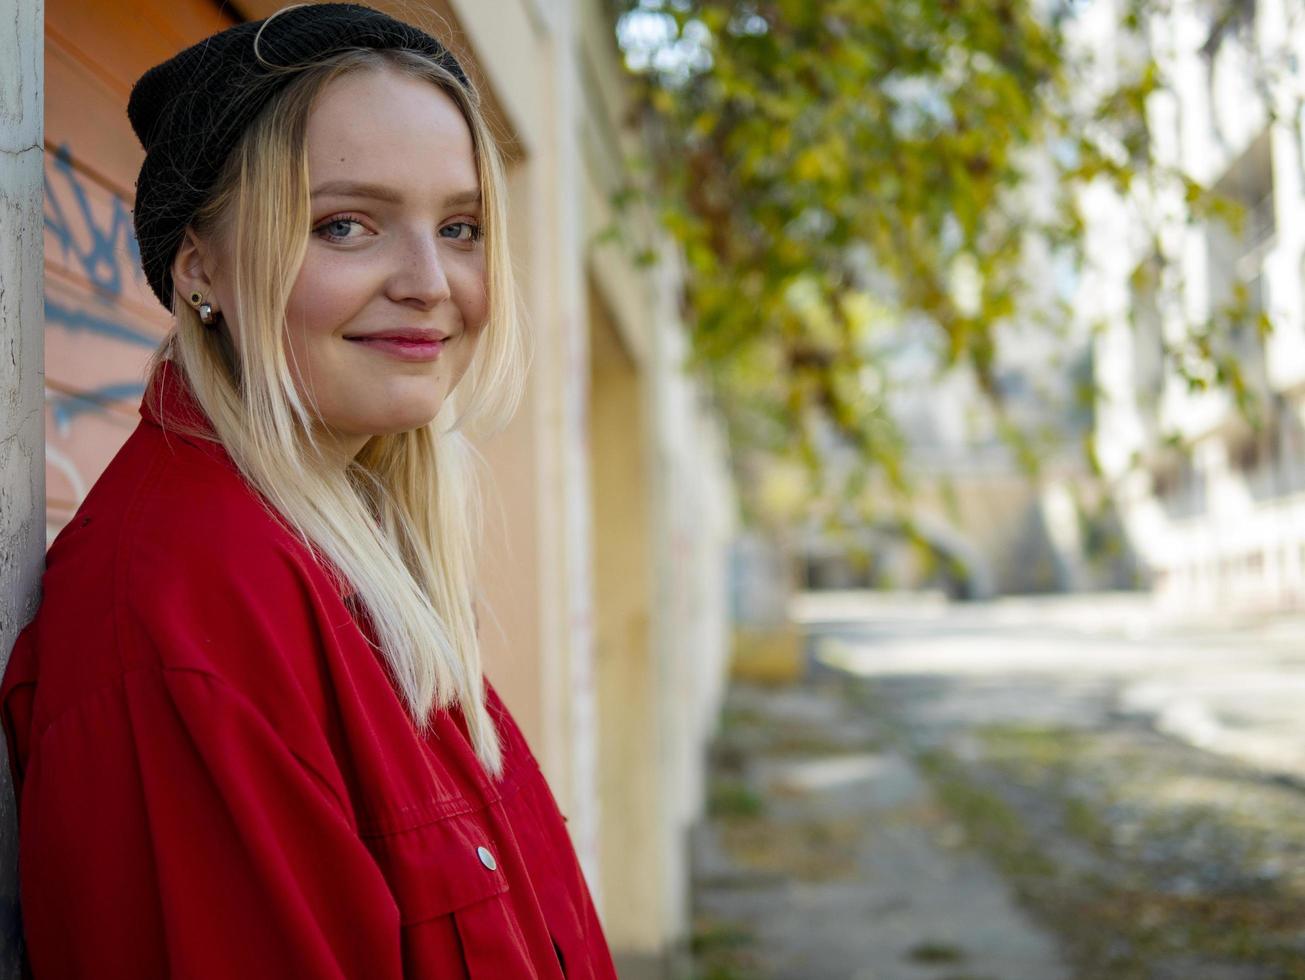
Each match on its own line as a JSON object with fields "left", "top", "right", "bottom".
{"left": 305, "top": 67, "right": 478, "bottom": 193}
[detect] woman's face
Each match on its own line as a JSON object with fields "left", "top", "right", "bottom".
{"left": 197, "top": 66, "right": 489, "bottom": 458}
{"left": 293, "top": 67, "right": 487, "bottom": 452}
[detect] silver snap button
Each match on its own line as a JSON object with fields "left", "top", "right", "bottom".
{"left": 477, "top": 845, "right": 497, "bottom": 871}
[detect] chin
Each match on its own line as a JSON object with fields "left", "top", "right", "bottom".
{"left": 371, "top": 405, "right": 444, "bottom": 436}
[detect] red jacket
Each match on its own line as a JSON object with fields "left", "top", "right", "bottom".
{"left": 0, "top": 360, "right": 618, "bottom": 979}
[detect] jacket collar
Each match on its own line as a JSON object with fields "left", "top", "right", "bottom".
{"left": 139, "top": 358, "right": 221, "bottom": 441}
{"left": 139, "top": 359, "right": 360, "bottom": 602}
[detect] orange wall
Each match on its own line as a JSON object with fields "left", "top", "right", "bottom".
{"left": 42, "top": 0, "right": 236, "bottom": 533}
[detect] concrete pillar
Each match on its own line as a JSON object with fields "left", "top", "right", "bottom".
{"left": 0, "top": 0, "right": 45, "bottom": 972}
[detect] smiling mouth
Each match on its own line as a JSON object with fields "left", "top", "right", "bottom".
{"left": 345, "top": 334, "right": 448, "bottom": 363}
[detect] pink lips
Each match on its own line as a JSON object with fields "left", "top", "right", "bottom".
{"left": 344, "top": 329, "right": 449, "bottom": 363}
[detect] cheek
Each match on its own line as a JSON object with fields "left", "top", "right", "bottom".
{"left": 286, "top": 254, "right": 336, "bottom": 330}
{"left": 454, "top": 260, "right": 490, "bottom": 332}
{"left": 284, "top": 253, "right": 365, "bottom": 355}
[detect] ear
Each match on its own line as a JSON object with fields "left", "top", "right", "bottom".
{"left": 171, "top": 227, "right": 216, "bottom": 308}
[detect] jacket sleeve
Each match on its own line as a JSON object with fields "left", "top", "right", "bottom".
{"left": 14, "top": 665, "right": 405, "bottom": 980}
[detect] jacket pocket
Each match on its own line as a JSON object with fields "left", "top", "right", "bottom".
{"left": 363, "top": 805, "right": 540, "bottom": 978}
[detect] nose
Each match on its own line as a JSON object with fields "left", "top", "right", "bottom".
{"left": 385, "top": 231, "right": 452, "bottom": 308}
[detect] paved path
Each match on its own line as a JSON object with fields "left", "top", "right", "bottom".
{"left": 692, "top": 592, "right": 1305, "bottom": 979}
{"left": 691, "top": 680, "right": 1070, "bottom": 980}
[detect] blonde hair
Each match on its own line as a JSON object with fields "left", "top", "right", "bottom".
{"left": 147, "top": 43, "right": 528, "bottom": 776}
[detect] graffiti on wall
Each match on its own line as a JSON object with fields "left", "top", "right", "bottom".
{"left": 43, "top": 142, "right": 162, "bottom": 534}
{"left": 46, "top": 144, "right": 141, "bottom": 300}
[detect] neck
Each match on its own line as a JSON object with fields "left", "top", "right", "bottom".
{"left": 312, "top": 425, "right": 372, "bottom": 470}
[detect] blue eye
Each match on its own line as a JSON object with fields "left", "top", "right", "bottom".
{"left": 313, "top": 216, "right": 481, "bottom": 245}
{"left": 313, "top": 215, "right": 366, "bottom": 242}
{"left": 441, "top": 222, "right": 482, "bottom": 243}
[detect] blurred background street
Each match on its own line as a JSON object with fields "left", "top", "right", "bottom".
{"left": 695, "top": 594, "right": 1305, "bottom": 979}
{"left": 811, "top": 592, "right": 1305, "bottom": 786}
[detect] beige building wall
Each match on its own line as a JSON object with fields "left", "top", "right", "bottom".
{"left": 588, "top": 278, "right": 665, "bottom": 971}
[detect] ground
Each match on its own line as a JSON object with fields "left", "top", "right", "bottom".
{"left": 690, "top": 593, "right": 1305, "bottom": 980}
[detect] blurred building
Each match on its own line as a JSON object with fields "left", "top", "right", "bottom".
{"left": 793, "top": 239, "right": 1101, "bottom": 599}
{"left": 0, "top": 0, "right": 736, "bottom": 975}
{"left": 1081, "top": 0, "right": 1305, "bottom": 614}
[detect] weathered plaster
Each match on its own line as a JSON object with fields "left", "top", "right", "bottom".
{"left": 0, "top": 0, "right": 45, "bottom": 973}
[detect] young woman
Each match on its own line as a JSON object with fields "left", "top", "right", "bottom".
{"left": 0, "top": 4, "right": 618, "bottom": 977}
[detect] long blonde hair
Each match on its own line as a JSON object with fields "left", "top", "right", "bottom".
{"left": 147, "top": 44, "right": 528, "bottom": 776}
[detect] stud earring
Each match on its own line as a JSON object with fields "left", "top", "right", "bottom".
{"left": 189, "top": 290, "right": 218, "bottom": 326}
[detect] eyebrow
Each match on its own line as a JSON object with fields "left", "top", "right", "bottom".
{"left": 310, "top": 180, "right": 481, "bottom": 207}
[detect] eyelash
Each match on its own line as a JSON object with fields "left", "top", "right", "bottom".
{"left": 311, "top": 214, "right": 483, "bottom": 245}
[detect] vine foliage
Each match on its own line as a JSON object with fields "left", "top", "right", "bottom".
{"left": 608, "top": 0, "right": 1270, "bottom": 531}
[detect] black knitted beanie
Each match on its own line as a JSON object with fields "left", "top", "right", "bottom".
{"left": 127, "top": 2, "right": 471, "bottom": 313}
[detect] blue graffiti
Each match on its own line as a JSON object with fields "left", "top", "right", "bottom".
{"left": 43, "top": 143, "right": 160, "bottom": 430}
{"left": 44, "top": 297, "right": 157, "bottom": 348}
{"left": 44, "top": 143, "right": 143, "bottom": 299}
{"left": 50, "top": 383, "right": 147, "bottom": 430}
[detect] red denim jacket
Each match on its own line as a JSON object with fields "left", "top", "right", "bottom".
{"left": 0, "top": 360, "right": 618, "bottom": 979}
